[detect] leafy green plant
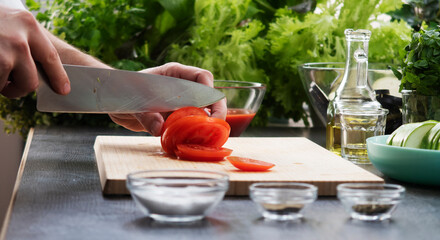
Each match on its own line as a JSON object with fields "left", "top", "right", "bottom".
{"left": 169, "top": 0, "right": 412, "bottom": 124}
{"left": 168, "top": 0, "right": 271, "bottom": 124}
{"left": 0, "top": 0, "right": 413, "bottom": 136}
{"left": 36, "top": 0, "right": 196, "bottom": 69}
{"left": 388, "top": 0, "right": 440, "bottom": 31}
{"left": 392, "top": 28, "right": 440, "bottom": 96}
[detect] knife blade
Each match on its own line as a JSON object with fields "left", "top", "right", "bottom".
{"left": 36, "top": 64, "right": 225, "bottom": 113}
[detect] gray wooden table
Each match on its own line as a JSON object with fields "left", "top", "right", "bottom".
{"left": 2, "top": 126, "right": 440, "bottom": 240}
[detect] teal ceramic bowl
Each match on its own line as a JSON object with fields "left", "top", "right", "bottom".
{"left": 366, "top": 135, "right": 440, "bottom": 185}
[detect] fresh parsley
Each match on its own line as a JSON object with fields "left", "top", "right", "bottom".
{"left": 394, "top": 28, "right": 440, "bottom": 96}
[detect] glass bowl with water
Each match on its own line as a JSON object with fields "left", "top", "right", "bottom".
{"left": 127, "top": 170, "right": 229, "bottom": 222}
{"left": 337, "top": 183, "right": 405, "bottom": 221}
{"left": 249, "top": 182, "right": 317, "bottom": 221}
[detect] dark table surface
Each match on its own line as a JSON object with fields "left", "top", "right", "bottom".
{"left": 2, "top": 126, "right": 440, "bottom": 240}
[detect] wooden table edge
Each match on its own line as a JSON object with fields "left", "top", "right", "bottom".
{"left": 0, "top": 128, "right": 35, "bottom": 240}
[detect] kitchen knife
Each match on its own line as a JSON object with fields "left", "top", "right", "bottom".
{"left": 37, "top": 64, "right": 225, "bottom": 113}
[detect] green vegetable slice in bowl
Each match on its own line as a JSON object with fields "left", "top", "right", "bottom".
{"left": 387, "top": 120, "right": 437, "bottom": 148}
{"left": 367, "top": 135, "right": 440, "bottom": 186}
{"left": 402, "top": 122, "right": 437, "bottom": 148}
{"left": 423, "top": 122, "right": 440, "bottom": 149}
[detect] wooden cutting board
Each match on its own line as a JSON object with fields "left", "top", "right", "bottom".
{"left": 94, "top": 136, "right": 383, "bottom": 196}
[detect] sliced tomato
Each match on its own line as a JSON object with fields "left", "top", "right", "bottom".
{"left": 161, "top": 106, "right": 207, "bottom": 135}
{"left": 226, "top": 156, "right": 275, "bottom": 171}
{"left": 161, "top": 115, "right": 231, "bottom": 156}
{"left": 175, "top": 144, "right": 233, "bottom": 161}
{"left": 177, "top": 119, "right": 230, "bottom": 147}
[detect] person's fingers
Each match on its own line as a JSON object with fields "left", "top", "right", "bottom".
{"left": 133, "top": 112, "right": 165, "bottom": 136}
{"left": 108, "top": 114, "right": 146, "bottom": 132}
{"left": 109, "top": 113, "right": 165, "bottom": 136}
{"left": 24, "top": 12, "right": 70, "bottom": 95}
{"left": 0, "top": 54, "right": 13, "bottom": 93}
{"left": 1, "top": 46, "right": 39, "bottom": 98}
{"left": 210, "top": 98, "right": 227, "bottom": 120}
{"left": 0, "top": 25, "right": 39, "bottom": 98}
{"left": 140, "top": 62, "right": 226, "bottom": 122}
{"left": 142, "top": 62, "right": 214, "bottom": 87}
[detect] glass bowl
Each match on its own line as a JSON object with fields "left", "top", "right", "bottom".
{"left": 337, "top": 183, "right": 405, "bottom": 221}
{"left": 214, "top": 80, "right": 266, "bottom": 137}
{"left": 249, "top": 183, "right": 317, "bottom": 221}
{"left": 126, "top": 170, "right": 229, "bottom": 222}
{"left": 298, "top": 62, "right": 400, "bottom": 126}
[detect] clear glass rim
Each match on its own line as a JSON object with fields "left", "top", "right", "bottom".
{"left": 402, "top": 89, "right": 440, "bottom": 97}
{"left": 127, "top": 169, "right": 229, "bottom": 185}
{"left": 250, "top": 182, "right": 318, "bottom": 193}
{"left": 339, "top": 108, "right": 389, "bottom": 116}
{"left": 401, "top": 89, "right": 414, "bottom": 94}
{"left": 299, "top": 62, "right": 397, "bottom": 71}
{"left": 214, "top": 80, "right": 266, "bottom": 89}
{"left": 345, "top": 29, "right": 371, "bottom": 41}
{"left": 337, "top": 183, "right": 405, "bottom": 194}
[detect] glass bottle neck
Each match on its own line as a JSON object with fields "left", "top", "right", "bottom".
{"left": 336, "top": 38, "right": 376, "bottom": 102}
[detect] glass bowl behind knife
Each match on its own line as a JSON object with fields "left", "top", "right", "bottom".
{"left": 214, "top": 80, "right": 266, "bottom": 137}
{"left": 127, "top": 170, "right": 229, "bottom": 222}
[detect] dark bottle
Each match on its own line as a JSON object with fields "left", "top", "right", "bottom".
{"left": 375, "top": 89, "right": 402, "bottom": 134}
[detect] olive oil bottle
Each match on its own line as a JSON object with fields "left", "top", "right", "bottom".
{"left": 326, "top": 29, "right": 381, "bottom": 156}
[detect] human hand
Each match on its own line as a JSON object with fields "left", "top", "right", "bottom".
{"left": 0, "top": 6, "right": 70, "bottom": 98}
{"left": 109, "top": 62, "right": 227, "bottom": 136}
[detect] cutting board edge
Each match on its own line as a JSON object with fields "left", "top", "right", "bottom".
{"left": 94, "top": 136, "right": 108, "bottom": 193}
{"left": 98, "top": 178, "right": 385, "bottom": 196}
{"left": 103, "top": 180, "right": 130, "bottom": 196}
{"left": 216, "top": 177, "right": 385, "bottom": 196}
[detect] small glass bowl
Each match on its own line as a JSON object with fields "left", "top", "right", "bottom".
{"left": 337, "top": 183, "right": 405, "bottom": 221}
{"left": 214, "top": 80, "right": 266, "bottom": 137}
{"left": 249, "top": 183, "right": 318, "bottom": 221}
{"left": 126, "top": 170, "right": 229, "bottom": 222}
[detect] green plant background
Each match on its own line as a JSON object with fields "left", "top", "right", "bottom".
{"left": 1, "top": 0, "right": 414, "bottom": 136}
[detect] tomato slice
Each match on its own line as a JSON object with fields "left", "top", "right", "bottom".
{"left": 226, "top": 156, "right": 275, "bottom": 171}
{"left": 161, "top": 115, "right": 231, "bottom": 156}
{"left": 161, "top": 106, "right": 207, "bottom": 134}
{"left": 175, "top": 144, "right": 233, "bottom": 161}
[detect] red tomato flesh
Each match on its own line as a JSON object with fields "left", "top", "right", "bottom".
{"left": 161, "top": 115, "right": 231, "bottom": 156}
{"left": 175, "top": 144, "right": 233, "bottom": 161}
{"left": 161, "top": 106, "right": 207, "bottom": 135}
{"left": 226, "top": 156, "right": 275, "bottom": 171}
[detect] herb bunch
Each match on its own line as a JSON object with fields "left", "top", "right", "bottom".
{"left": 392, "top": 27, "right": 440, "bottom": 96}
